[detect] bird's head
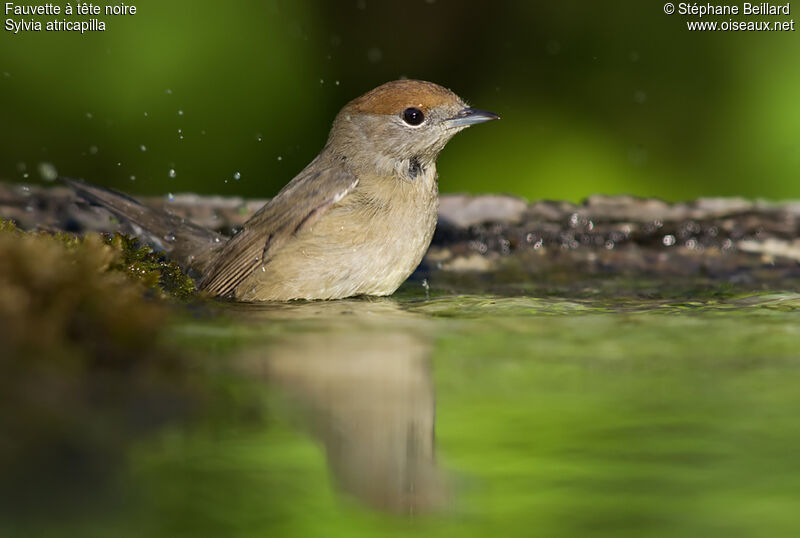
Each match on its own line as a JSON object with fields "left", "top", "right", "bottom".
{"left": 328, "top": 80, "right": 499, "bottom": 180}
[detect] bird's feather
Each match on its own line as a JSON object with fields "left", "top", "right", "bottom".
{"left": 199, "top": 156, "right": 358, "bottom": 297}
{"left": 61, "top": 177, "right": 225, "bottom": 273}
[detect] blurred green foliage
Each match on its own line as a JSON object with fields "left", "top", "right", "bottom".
{"left": 1, "top": 0, "right": 799, "bottom": 202}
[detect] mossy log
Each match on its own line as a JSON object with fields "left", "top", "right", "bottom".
{"left": 2, "top": 181, "right": 799, "bottom": 283}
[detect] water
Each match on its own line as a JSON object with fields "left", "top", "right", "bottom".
{"left": 4, "top": 280, "right": 800, "bottom": 537}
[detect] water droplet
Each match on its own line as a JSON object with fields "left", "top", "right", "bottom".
{"left": 143, "top": 112, "right": 149, "bottom": 117}
{"left": 89, "top": 145, "right": 99, "bottom": 155}
{"left": 165, "top": 88, "right": 173, "bottom": 95}
{"left": 38, "top": 162, "right": 58, "bottom": 181}
{"left": 277, "top": 156, "right": 282, "bottom": 161}
{"left": 140, "top": 144, "right": 147, "bottom": 152}
{"left": 319, "top": 78, "right": 324, "bottom": 84}
{"left": 22, "top": 172, "right": 29, "bottom": 179}
{"left": 167, "top": 192, "right": 175, "bottom": 202}
{"left": 233, "top": 171, "right": 241, "bottom": 180}
{"left": 178, "top": 109, "right": 184, "bottom": 116}
{"left": 130, "top": 175, "right": 136, "bottom": 181}
{"left": 178, "top": 129, "right": 182, "bottom": 133}
{"left": 335, "top": 80, "right": 340, "bottom": 86}
{"left": 168, "top": 168, "right": 176, "bottom": 178}
{"left": 257, "top": 134, "right": 263, "bottom": 142}
{"left": 85, "top": 112, "right": 93, "bottom": 119}
{"left": 116, "top": 162, "right": 122, "bottom": 166}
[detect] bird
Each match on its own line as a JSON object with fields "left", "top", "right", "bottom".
{"left": 65, "top": 79, "right": 499, "bottom": 301}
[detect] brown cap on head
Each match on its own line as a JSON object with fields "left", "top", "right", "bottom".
{"left": 345, "top": 80, "right": 463, "bottom": 116}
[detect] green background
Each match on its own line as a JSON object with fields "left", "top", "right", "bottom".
{"left": 1, "top": 0, "right": 799, "bottom": 202}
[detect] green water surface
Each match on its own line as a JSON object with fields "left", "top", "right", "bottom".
{"left": 7, "top": 281, "right": 800, "bottom": 537}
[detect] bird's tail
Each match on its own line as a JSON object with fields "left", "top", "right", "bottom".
{"left": 62, "top": 177, "right": 224, "bottom": 274}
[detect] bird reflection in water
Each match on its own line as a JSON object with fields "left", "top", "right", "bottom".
{"left": 235, "top": 299, "right": 446, "bottom": 514}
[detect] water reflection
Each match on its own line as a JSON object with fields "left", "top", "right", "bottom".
{"left": 234, "top": 299, "right": 446, "bottom": 514}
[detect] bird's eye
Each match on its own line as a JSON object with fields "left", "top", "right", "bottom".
{"left": 402, "top": 107, "right": 425, "bottom": 126}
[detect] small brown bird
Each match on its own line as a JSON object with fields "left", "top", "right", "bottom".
{"left": 67, "top": 80, "right": 499, "bottom": 301}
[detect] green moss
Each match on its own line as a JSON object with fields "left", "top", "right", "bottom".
{"left": 0, "top": 219, "right": 196, "bottom": 300}
{"left": 103, "top": 234, "right": 196, "bottom": 300}
{"left": 0, "top": 218, "right": 22, "bottom": 234}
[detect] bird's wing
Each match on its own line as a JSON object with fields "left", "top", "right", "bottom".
{"left": 199, "top": 159, "right": 359, "bottom": 297}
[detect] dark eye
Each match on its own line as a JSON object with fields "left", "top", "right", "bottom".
{"left": 402, "top": 107, "right": 425, "bottom": 126}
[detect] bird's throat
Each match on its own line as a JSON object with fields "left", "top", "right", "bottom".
{"left": 408, "top": 156, "right": 423, "bottom": 180}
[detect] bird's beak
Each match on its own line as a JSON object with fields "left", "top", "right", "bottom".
{"left": 445, "top": 107, "right": 500, "bottom": 128}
